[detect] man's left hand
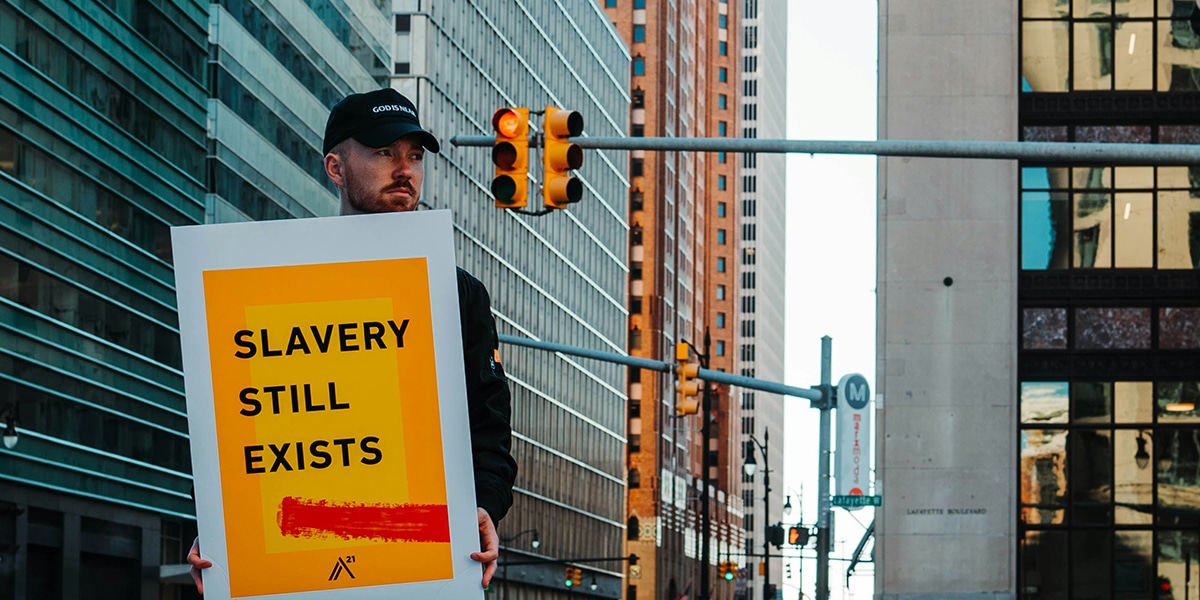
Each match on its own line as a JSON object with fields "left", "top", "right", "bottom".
{"left": 469, "top": 507, "right": 499, "bottom": 589}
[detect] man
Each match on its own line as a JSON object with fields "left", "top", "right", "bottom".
{"left": 188, "top": 88, "right": 517, "bottom": 592}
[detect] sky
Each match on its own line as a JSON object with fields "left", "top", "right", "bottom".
{"left": 783, "top": 0, "right": 879, "bottom": 598}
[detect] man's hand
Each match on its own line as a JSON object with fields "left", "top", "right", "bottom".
{"left": 469, "top": 507, "right": 499, "bottom": 589}
{"left": 187, "top": 536, "right": 212, "bottom": 594}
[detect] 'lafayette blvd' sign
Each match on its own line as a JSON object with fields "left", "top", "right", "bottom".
{"left": 831, "top": 495, "right": 882, "bottom": 508}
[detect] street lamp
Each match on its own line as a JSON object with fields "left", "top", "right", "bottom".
{"left": 782, "top": 495, "right": 793, "bottom": 516}
{"left": 500, "top": 528, "right": 540, "bottom": 600}
{"left": 744, "top": 430, "right": 772, "bottom": 600}
{"left": 1, "top": 406, "right": 18, "bottom": 450}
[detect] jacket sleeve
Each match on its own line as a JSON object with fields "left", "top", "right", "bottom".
{"left": 458, "top": 270, "right": 518, "bottom": 523}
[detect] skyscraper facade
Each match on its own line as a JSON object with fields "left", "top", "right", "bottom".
{"left": 600, "top": 0, "right": 787, "bottom": 598}
{"left": 0, "top": 0, "right": 208, "bottom": 597}
{"left": 207, "top": 0, "right": 392, "bottom": 224}
{"left": 878, "top": 0, "right": 1200, "bottom": 597}
{"left": 734, "top": 0, "right": 788, "bottom": 598}
{"left": 393, "top": 1, "right": 631, "bottom": 598}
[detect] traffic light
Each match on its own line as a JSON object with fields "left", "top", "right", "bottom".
{"left": 766, "top": 524, "right": 785, "bottom": 548}
{"left": 788, "top": 525, "right": 810, "bottom": 547}
{"left": 492, "top": 107, "right": 529, "bottom": 208}
{"left": 675, "top": 343, "right": 700, "bottom": 416}
{"left": 723, "top": 562, "right": 738, "bottom": 581}
{"left": 542, "top": 105, "right": 584, "bottom": 209}
{"left": 564, "top": 566, "right": 576, "bottom": 587}
{"left": 572, "top": 566, "right": 583, "bottom": 588}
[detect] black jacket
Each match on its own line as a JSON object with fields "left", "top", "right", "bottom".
{"left": 456, "top": 268, "right": 517, "bottom": 523}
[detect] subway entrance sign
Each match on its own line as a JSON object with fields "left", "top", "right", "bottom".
{"left": 831, "top": 495, "right": 882, "bottom": 508}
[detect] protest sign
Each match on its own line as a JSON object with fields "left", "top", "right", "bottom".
{"left": 172, "top": 211, "right": 481, "bottom": 599}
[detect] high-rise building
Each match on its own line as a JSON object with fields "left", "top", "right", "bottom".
{"left": 877, "top": 0, "right": 1200, "bottom": 598}
{"left": 207, "top": 0, "right": 392, "bottom": 224}
{"left": 0, "top": 0, "right": 209, "bottom": 597}
{"left": 734, "top": 1, "right": 788, "bottom": 599}
{"left": 393, "top": 1, "right": 631, "bottom": 598}
{"left": 602, "top": 0, "right": 784, "bottom": 598}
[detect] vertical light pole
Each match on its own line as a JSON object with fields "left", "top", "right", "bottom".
{"left": 500, "top": 528, "right": 540, "bottom": 600}
{"left": 815, "top": 336, "right": 833, "bottom": 600}
{"left": 745, "top": 429, "right": 771, "bottom": 600}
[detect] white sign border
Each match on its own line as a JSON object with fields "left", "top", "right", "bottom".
{"left": 172, "top": 210, "right": 482, "bottom": 600}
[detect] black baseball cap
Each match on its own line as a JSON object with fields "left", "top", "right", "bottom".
{"left": 322, "top": 88, "right": 440, "bottom": 155}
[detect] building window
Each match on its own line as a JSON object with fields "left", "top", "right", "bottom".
{"left": 633, "top": 24, "right": 646, "bottom": 42}
{"left": 716, "top": 341, "right": 726, "bottom": 356}
{"left": 719, "top": 94, "right": 727, "bottom": 109}
{"left": 718, "top": 202, "right": 727, "bottom": 217}
{"left": 717, "top": 285, "right": 726, "bottom": 300}
{"left": 719, "top": 14, "right": 728, "bottom": 28}
{"left": 717, "top": 257, "right": 726, "bottom": 272}
{"left": 606, "top": 0, "right": 617, "bottom": 6}
{"left": 631, "top": 158, "right": 644, "bottom": 177}
{"left": 719, "top": 151, "right": 727, "bottom": 164}
{"left": 629, "top": 468, "right": 641, "bottom": 488}
{"left": 719, "top": 67, "right": 728, "bottom": 82}
{"left": 717, "top": 312, "right": 726, "bottom": 328}
{"left": 718, "top": 175, "right": 727, "bottom": 190}
{"left": 393, "top": 62, "right": 410, "bottom": 75}
{"left": 632, "top": 124, "right": 644, "bottom": 137}
{"left": 635, "top": 0, "right": 645, "bottom": 7}
{"left": 718, "top": 121, "right": 728, "bottom": 136}
{"left": 718, "top": 229, "right": 727, "bottom": 244}
{"left": 719, "top": 41, "right": 727, "bottom": 56}
{"left": 1019, "top": 161, "right": 1200, "bottom": 271}
{"left": 394, "top": 15, "right": 411, "bottom": 32}
{"left": 633, "top": 56, "right": 645, "bottom": 76}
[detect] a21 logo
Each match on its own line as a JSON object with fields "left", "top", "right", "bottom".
{"left": 329, "top": 555, "right": 356, "bottom": 581}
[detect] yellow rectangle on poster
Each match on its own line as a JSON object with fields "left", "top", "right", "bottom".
{"left": 203, "top": 258, "right": 451, "bottom": 597}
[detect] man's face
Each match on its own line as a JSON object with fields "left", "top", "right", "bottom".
{"left": 331, "top": 135, "right": 426, "bottom": 214}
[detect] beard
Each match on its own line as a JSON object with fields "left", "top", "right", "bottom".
{"left": 342, "top": 162, "right": 420, "bottom": 214}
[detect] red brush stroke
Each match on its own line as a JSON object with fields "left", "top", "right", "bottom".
{"left": 277, "top": 496, "right": 450, "bottom": 543}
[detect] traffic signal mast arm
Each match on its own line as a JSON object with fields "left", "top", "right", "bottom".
{"left": 452, "top": 134, "right": 1200, "bottom": 164}
{"left": 498, "top": 333, "right": 821, "bottom": 403}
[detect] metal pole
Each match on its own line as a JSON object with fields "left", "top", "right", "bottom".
{"left": 815, "top": 337, "right": 833, "bottom": 600}
{"left": 700, "top": 329, "right": 712, "bottom": 600}
{"left": 499, "top": 333, "right": 820, "bottom": 400}
{"left": 763, "top": 429, "right": 771, "bottom": 600}
{"left": 449, "top": 135, "right": 1200, "bottom": 165}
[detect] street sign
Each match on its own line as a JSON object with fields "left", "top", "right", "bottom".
{"left": 831, "top": 495, "right": 882, "bottom": 508}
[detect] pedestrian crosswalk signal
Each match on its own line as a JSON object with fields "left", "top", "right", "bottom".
{"left": 492, "top": 107, "right": 529, "bottom": 208}
{"left": 789, "top": 525, "right": 810, "bottom": 546}
{"left": 542, "top": 106, "right": 584, "bottom": 209}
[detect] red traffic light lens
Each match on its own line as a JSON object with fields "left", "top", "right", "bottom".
{"left": 493, "top": 109, "right": 522, "bottom": 138}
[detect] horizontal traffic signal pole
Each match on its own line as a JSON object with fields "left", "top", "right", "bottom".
{"left": 498, "top": 334, "right": 820, "bottom": 401}
{"left": 451, "top": 135, "right": 1200, "bottom": 164}
{"left": 499, "top": 553, "right": 640, "bottom": 567}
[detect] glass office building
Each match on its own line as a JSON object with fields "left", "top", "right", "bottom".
{"left": 393, "top": 1, "right": 630, "bottom": 598}
{"left": 0, "top": 0, "right": 207, "bottom": 598}
{"left": 1018, "top": 0, "right": 1200, "bottom": 595}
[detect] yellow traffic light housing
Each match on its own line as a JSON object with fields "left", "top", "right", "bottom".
{"left": 715, "top": 561, "right": 734, "bottom": 580}
{"left": 492, "top": 107, "right": 529, "bottom": 208}
{"left": 675, "top": 342, "right": 700, "bottom": 416}
{"left": 573, "top": 567, "right": 583, "bottom": 588}
{"left": 542, "top": 106, "right": 584, "bottom": 209}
